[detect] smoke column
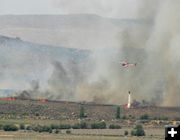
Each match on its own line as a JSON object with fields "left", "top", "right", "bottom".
{"left": 15, "top": 0, "right": 180, "bottom": 106}
{"left": 145, "top": 0, "right": 180, "bottom": 106}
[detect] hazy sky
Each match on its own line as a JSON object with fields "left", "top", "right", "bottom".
{"left": 0, "top": 0, "right": 139, "bottom": 19}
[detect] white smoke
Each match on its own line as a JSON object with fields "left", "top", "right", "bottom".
{"left": 1, "top": 0, "right": 180, "bottom": 106}
{"left": 73, "top": 0, "right": 180, "bottom": 106}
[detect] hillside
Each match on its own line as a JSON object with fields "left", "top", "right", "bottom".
{"left": 0, "top": 99, "right": 180, "bottom": 121}
{"left": 0, "top": 35, "right": 90, "bottom": 96}
{"left": 0, "top": 14, "right": 151, "bottom": 49}
{"left": 0, "top": 35, "right": 148, "bottom": 104}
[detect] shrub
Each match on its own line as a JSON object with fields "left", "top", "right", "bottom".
{"left": 153, "top": 117, "right": 157, "bottom": 120}
{"left": 3, "top": 124, "right": 19, "bottom": 131}
{"left": 32, "top": 125, "right": 52, "bottom": 133}
{"left": 131, "top": 124, "right": 145, "bottom": 136}
{"left": 109, "top": 124, "right": 121, "bottom": 129}
{"left": 154, "top": 116, "right": 169, "bottom": 120}
{"left": 72, "top": 124, "right": 81, "bottom": 129}
{"left": 35, "top": 113, "right": 40, "bottom": 116}
{"left": 175, "top": 117, "right": 180, "bottom": 121}
{"left": 131, "top": 116, "right": 135, "bottom": 119}
{"left": 54, "top": 129, "right": 60, "bottom": 134}
{"left": 140, "top": 114, "right": 150, "bottom": 120}
{"left": 124, "top": 130, "right": 129, "bottom": 136}
{"left": 49, "top": 129, "right": 52, "bottom": 133}
{"left": 26, "top": 125, "right": 32, "bottom": 130}
{"left": 131, "top": 130, "right": 136, "bottom": 136}
{"left": 20, "top": 124, "right": 25, "bottom": 130}
{"left": 0, "top": 124, "right": 4, "bottom": 130}
{"left": 50, "top": 124, "right": 59, "bottom": 129}
{"left": 66, "top": 130, "right": 71, "bottom": 134}
{"left": 79, "top": 122, "right": 88, "bottom": 129}
{"left": 91, "top": 122, "right": 106, "bottom": 129}
{"left": 42, "top": 125, "right": 52, "bottom": 133}
{"left": 122, "top": 115, "right": 127, "bottom": 120}
{"left": 59, "top": 124, "right": 71, "bottom": 129}
{"left": 160, "top": 116, "right": 169, "bottom": 121}
{"left": 32, "top": 125, "right": 41, "bottom": 132}
{"left": 128, "top": 115, "right": 135, "bottom": 120}
{"left": 72, "top": 122, "right": 88, "bottom": 129}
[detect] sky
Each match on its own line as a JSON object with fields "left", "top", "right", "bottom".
{"left": 0, "top": 0, "right": 139, "bottom": 19}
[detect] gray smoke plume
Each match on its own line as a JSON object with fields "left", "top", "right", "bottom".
{"left": 47, "top": 59, "right": 88, "bottom": 100}
{"left": 145, "top": 0, "right": 180, "bottom": 106}
{"left": 37, "top": 0, "right": 180, "bottom": 106}
{"left": 10, "top": 0, "right": 180, "bottom": 106}
{"left": 75, "top": 0, "right": 180, "bottom": 106}
{"left": 17, "top": 80, "right": 40, "bottom": 99}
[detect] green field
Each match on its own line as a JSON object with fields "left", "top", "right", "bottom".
{"left": 0, "top": 117, "right": 165, "bottom": 140}
{"left": 0, "top": 128, "right": 164, "bottom": 140}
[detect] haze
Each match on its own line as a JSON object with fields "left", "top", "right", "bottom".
{"left": 0, "top": 0, "right": 139, "bottom": 19}
{"left": 0, "top": 0, "right": 180, "bottom": 107}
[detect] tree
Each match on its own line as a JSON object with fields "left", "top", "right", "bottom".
{"left": 116, "top": 106, "right": 121, "bottom": 119}
{"left": 131, "top": 124, "right": 145, "bottom": 136}
{"left": 124, "top": 130, "right": 129, "bottom": 136}
{"left": 72, "top": 122, "right": 88, "bottom": 129}
{"left": 79, "top": 106, "right": 85, "bottom": 119}
{"left": 91, "top": 122, "right": 106, "bottom": 129}
{"left": 20, "top": 124, "right": 25, "bottom": 130}
{"left": 109, "top": 124, "right": 121, "bottom": 129}
{"left": 140, "top": 114, "right": 150, "bottom": 120}
{"left": 66, "top": 130, "right": 71, "bottom": 134}
{"left": 3, "top": 124, "right": 19, "bottom": 131}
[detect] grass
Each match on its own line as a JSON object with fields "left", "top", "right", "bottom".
{"left": 0, "top": 118, "right": 164, "bottom": 140}
{"left": 0, "top": 119, "right": 79, "bottom": 126}
{"left": 0, "top": 130, "right": 164, "bottom": 140}
{"left": 0, "top": 132, "right": 120, "bottom": 140}
{"left": 0, "top": 100, "right": 18, "bottom": 105}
